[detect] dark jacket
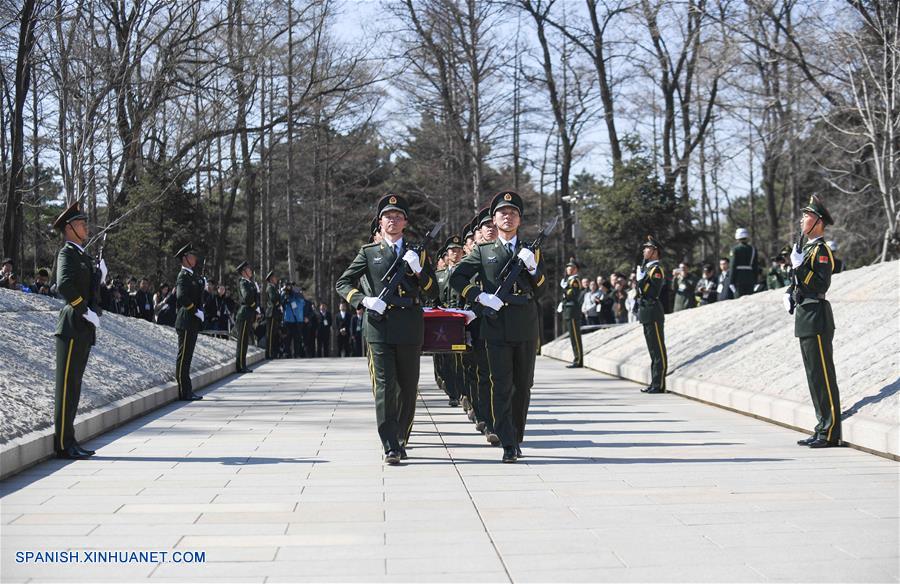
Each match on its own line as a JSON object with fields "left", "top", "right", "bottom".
{"left": 793, "top": 238, "right": 836, "bottom": 338}
{"left": 175, "top": 268, "right": 203, "bottom": 332}
{"left": 636, "top": 261, "right": 665, "bottom": 325}
{"left": 54, "top": 241, "right": 96, "bottom": 344}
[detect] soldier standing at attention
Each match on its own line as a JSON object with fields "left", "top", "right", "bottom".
{"left": 336, "top": 194, "right": 437, "bottom": 464}
{"left": 264, "top": 270, "right": 282, "bottom": 359}
{"left": 560, "top": 258, "right": 583, "bottom": 368}
{"left": 672, "top": 261, "right": 697, "bottom": 312}
{"left": 234, "top": 261, "right": 258, "bottom": 373}
{"left": 636, "top": 236, "right": 668, "bottom": 395}
{"left": 730, "top": 228, "right": 761, "bottom": 297}
{"left": 788, "top": 195, "right": 842, "bottom": 448}
{"left": 174, "top": 243, "right": 204, "bottom": 401}
{"left": 52, "top": 202, "right": 103, "bottom": 459}
{"left": 450, "top": 191, "right": 546, "bottom": 463}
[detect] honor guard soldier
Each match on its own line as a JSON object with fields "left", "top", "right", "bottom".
{"left": 234, "top": 261, "right": 258, "bottom": 373}
{"left": 636, "top": 236, "right": 668, "bottom": 394}
{"left": 787, "top": 195, "right": 842, "bottom": 448}
{"left": 560, "top": 257, "right": 583, "bottom": 368}
{"left": 264, "top": 270, "right": 282, "bottom": 359}
{"left": 730, "top": 228, "right": 761, "bottom": 297}
{"left": 439, "top": 235, "right": 466, "bottom": 407}
{"left": 174, "top": 243, "right": 205, "bottom": 401}
{"left": 471, "top": 207, "right": 499, "bottom": 443}
{"left": 767, "top": 247, "right": 791, "bottom": 290}
{"left": 450, "top": 191, "right": 546, "bottom": 463}
{"left": 433, "top": 242, "right": 450, "bottom": 395}
{"left": 336, "top": 194, "right": 438, "bottom": 464}
{"left": 52, "top": 202, "right": 103, "bottom": 459}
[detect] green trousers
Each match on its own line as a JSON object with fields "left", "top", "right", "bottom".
{"left": 55, "top": 336, "right": 92, "bottom": 452}
{"left": 433, "top": 354, "right": 446, "bottom": 393}
{"left": 473, "top": 339, "right": 493, "bottom": 431}
{"left": 235, "top": 318, "right": 251, "bottom": 371}
{"left": 565, "top": 316, "right": 583, "bottom": 365}
{"left": 265, "top": 316, "right": 281, "bottom": 359}
{"left": 485, "top": 339, "right": 537, "bottom": 448}
{"left": 799, "top": 332, "right": 842, "bottom": 443}
{"left": 367, "top": 342, "right": 421, "bottom": 452}
{"left": 642, "top": 321, "right": 667, "bottom": 390}
{"left": 176, "top": 328, "right": 198, "bottom": 399}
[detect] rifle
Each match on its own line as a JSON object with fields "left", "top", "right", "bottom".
{"left": 90, "top": 233, "right": 108, "bottom": 316}
{"left": 785, "top": 226, "right": 806, "bottom": 315}
{"left": 369, "top": 219, "right": 445, "bottom": 322}
{"left": 483, "top": 215, "right": 559, "bottom": 320}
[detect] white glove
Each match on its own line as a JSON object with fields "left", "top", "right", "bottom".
{"left": 256, "top": 306, "right": 262, "bottom": 315}
{"left": 98, "top": 259, "right": 108, "bottom": 282}
{"left": 362, "top": 296, "right": 387, "bottom": 315}
{"left": 83, "top": 308, "right": 100, "bottom": 328}
{"left": 517, "top": 248, "right": 537, "bottom": 273}
{"left": 462, "top": 310, "right": 477, "bottom": 325}
{"left": 476, "top": 292, "right": 503, "bottom": 312}
{"left": 402, "top": 250, "right": 423, "bottom": 274}
{"left": 196, "top": 309, "right": 205, "bottom": 323}
{"left": 782, "top": 293, "right": 793, "bottom": 314}
{"left": 790, "top": 246, "right": 804, "bottom": 269}
{"left": 560, "top": 277, "right": 569, "bottom": 290}
{"left": 636, "top": 265, "right": 646, "bottom": 280}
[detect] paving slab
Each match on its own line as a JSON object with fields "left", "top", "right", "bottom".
{"left": 1, "top": 356, "right": 897, "bottom": 582}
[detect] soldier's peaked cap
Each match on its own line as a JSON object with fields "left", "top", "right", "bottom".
{"left": 801, "top": 194, "right": 834, "bottom": 226}
{"left": 463, "top": 220, "right": 476, "bottom": 240}
{"left": 234, "top": 260, "right": 251, "bottom": 274}
{"left": 642, "top": 234, "right": 661, "bottom": 250}
{"left": 566, "top": 257, "right": 580, "bottom": 268}
{"left": 476, "top": 206, "right": 493, "bottom": 227}
{"left": 490, "top": 191, "right": 524, "bottom": 217}
{"left": 377, "top": 194, "right": 409, "bottom": 218}
{"left": 53, "top": 201, "right": 88, "bottom": 231}
{"left": 174, "top": 242, "right": 198, "bottom": 258}
{"left": 444, "top": 235, "right": 464, "bottom": 249}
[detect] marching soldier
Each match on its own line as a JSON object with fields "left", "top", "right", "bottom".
{"left": 788, "top": 195, "right": 842, "bottom": 448}
{"left": 264, "top": 270, "right": 282, "bottom": 359}
{"left": 234, "top": 261, "right": 258, "bottom": 373}
{"left": 730, "top": 228, "right": 761, "bottom": 297}
{"left": 672, "top": 261, "right": 697, "bottom": 311}
{"left": 560, "top": 258, "right": 583, "bottom": 368}
{"left": 336, "top": 194, "right": 438, "bottom": 464}
{"left": 52, "top": 202, "right": 103, "bottom": 459}
{"left": 636, "top": 236, "right": 668, "bottom": 394}
{"left": 470, "top": 207, "right": 499, "bottom": 443}
{"left": 174, "top": 243, "right": 204, "bottom": 401}
{"left": 450, "top": 191, "right": 546, "bottom": 463}
{"left": 433, "top": 243, "right": 450, "bottom": 396}
{"left": 440, "top": 235, "right": 466, "bottom": 407}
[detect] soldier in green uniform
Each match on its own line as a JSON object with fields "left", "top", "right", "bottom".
{"left": 787, "top": 195, "right": 842, "bottom": 448}
{"left": 636, "top": 236, "right": 668, "bottom": 394}
{"left": 264, "top": 270, "right": 282, "bottom": 360}
{"left": 440, "top": 234, "right": 466, "bottom": 408}
{"left": 730, "top": 228, "right": 761, "bottom": 297}
{"left": 767, "top": 247, "right": 791, "bottom": 290}
{"left": 433, "top": 243, "right": 450, "bottom": 396}
{"left": 174, "top": 243, "right": 205, "bottom": 401}
{"left": 560, "top": 258, "right": 583, "bottom": 368}
{"left": 234, "top": 261, "right": 259, "bottom": 373}
{"left": 336, "top": 194, "right": 438, "bottom": 464}
{"left": 672, "top": 261, "right": 697, "bottom": 311}
{"left": 450, "top": 191, "right": 546, "bottom": 463}
{"left": 471, "top": 207, "right": 499, "bottom": 443}
{"left": 52, "top": 202, "right": 102, "bottom": 459}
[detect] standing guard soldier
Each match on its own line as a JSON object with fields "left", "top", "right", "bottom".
{"left": 787, "top": 195, "right": 842, "bottom": 448}
{"left": 450, "top": 191, "right": 546, "bottom": 463}
{"left": 336, "top": 194, "right": 438, "bottom": 464}
{"left": 174, "top": 243, "right": 204, "bottom": 401}
{"left": 264, "top": 270, "right": 282, "bottom": 359}
{"left": 730, "top": 228, "right": 761, "bottom": 297}
{"left": 52, "top": 202, "right": 103, "bottom": 459}
{"left": 234, "top": 261, "right": 258, "bottom": 373}
{"left": 560, "top": 258, "right": 583, "bottom": 368}
{"left": 636, "top": 236, "right": 668, "bottom": 394}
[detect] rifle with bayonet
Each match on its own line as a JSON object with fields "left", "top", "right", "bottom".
{"left": 369, "top": 219, "right": 445, "bottom": 322}
{"left": 483, "top": 215, "right": 559, "bottom": 320}
{"left": 784, "top": 226, "right": 805, "bottom": 315}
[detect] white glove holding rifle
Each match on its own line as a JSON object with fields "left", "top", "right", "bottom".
{"left": 362, "top": 296, "right": 387, "bottom": 315}
{"left": 402, "top": 250, "right": 423, "bottom": 275}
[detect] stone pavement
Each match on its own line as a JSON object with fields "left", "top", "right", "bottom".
{"left": 1, "top": 356, "right": 898, "bottom": 583}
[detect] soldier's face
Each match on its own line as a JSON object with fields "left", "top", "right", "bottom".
{"left": 447, "top": 248, "right": 463, "bottom": 264}
{"left": 67, "top": 219, "right": 89, "bottom": 242}
{"left": 184, "top": 253, "right": 198, "bottom": 268}
{"left": 493, "top": 207, "right": 520, "bottom": 233}
{"left": 565, "top": 265, "right": 577, "bottom": 276}
{"left": 480, "top": 222, "right": 497, "bottom": 242}
{"left": 801, "top": 211, "right": 822, "bottom": 236}
{"left": 642, "top": 247, "right": 657, "bottom": 260}
{"left": 381, "top": 211, "right": 407, "bottom": 236}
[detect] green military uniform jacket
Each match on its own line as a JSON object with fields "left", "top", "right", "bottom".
{"left": 561, "top": 275, "right": 582, "bottom": 320}
{"left": 673, "top": 272, "right": 697, "bottom": 310}
{"left": 767, "top": 265, "right": 788, "bottom": 290}
{"left": 636, "top": 260, "right": 665, "bottom": 324}
{"left": 793, "top": 238, "right": 835, "bottom": 338}
{"left": 55, "top": 241, "right": 96, "bottom": 344}
{"left": 335, "top": 240, "right": 438, "bottom": 345}
{"left": 174, "top": 267, "right": 203, "bottom": 332}
{"left": 449, "top": 238, "right": 546, "bottom": 342}
{"left": 436, "top": 268, "right": 449, "bottom": 307}
{"left": 235, "top": 278, "right": 259, "bottom": 323}
{"left": 443, "top": 265, "right": 464, "bottom": 309}
{"left": 265, "top": 283, "right": 282, "bottom": 319}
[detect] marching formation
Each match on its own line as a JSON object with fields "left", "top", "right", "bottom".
{"left": 46, "top": 191, "right": 843, "bottom": 463}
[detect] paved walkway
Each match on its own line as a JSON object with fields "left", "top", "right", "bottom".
{"left": 2, "top": 356, "right": 898, "bottom": 583}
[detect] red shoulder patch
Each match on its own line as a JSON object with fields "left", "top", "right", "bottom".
{"left": 818, "top": 255, "right": 829, "bottom": 263}
{"left": 653, "top": 272, "right": 662, "bottom": 278}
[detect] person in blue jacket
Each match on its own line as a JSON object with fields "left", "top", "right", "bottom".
{"left": 281, "top": 282, "right": 310, "bottom": 358}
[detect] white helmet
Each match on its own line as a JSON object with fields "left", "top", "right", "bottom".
{"left": 827, "top": 240, "right": 838, "bottom": 251}
{"left": 734, "top": 227, "right": 750, "bottom": 240}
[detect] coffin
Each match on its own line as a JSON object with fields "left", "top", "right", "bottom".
{"left": 422, "top": 308, "right": 469, "bottom": 353}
